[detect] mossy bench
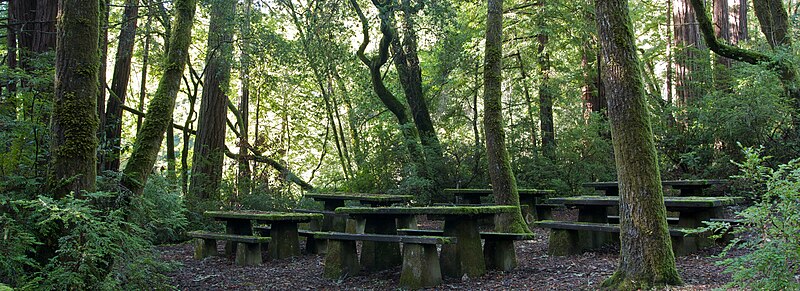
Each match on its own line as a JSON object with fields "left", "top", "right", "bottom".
{"left": 311, "top": 231, "right": 456, "bottom": 289}
{"left": 397, "top": 229, "right": 534, "bottom": 271}
{"left": 187, "top": 231, "right": 271, "bottom": 266}
{"left": 254, "top": 226, "right": 327, "bottom": 254}
{"left": 534, "top": 220, "right": 703, "bottom": 256}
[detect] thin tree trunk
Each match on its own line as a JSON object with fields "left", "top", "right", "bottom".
{"left": 484, "top": 0, "right": 529, "bottom": 234}
{"left": 97, "top": 0, "right": 109, "bottom": 141}
{"left": 596, "top": 0, "right": 682, "bottom": 288}
{"left": 137, "top": 0, "right": 153, "bottom": 133}
{"left": 516, "top": 52, "right": 538, "bottom": 151}
{"left": 333, "top": 69, "right": 364, "bottom": 169}
{"left": 103, "top": 0, "right": 139, "bottom": 171}
{"left": 537, "top": 4, "right": 556, "bottom": 160}
{"left": 237, "top": 0, "right": 253, "bottom": 198}
{"left": 121, "top": 0, "right": 197, "bottom": 197}
{"left": 3, "top": 0, "right": 18, "bottom": 118}
{"left": 49, "top": 0, "right": 99, "bottom": 196}
{"left": 188, "top": 0, "right": 235, "bottom": 209}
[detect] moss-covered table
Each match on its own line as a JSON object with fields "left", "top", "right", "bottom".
{"left": 336, "top": 206, "right": 517, "bottom": 278}
{"left": 583, "top": 179, "right": 729, "bottom": 196}
{"left": 304, "top": 192, "right": 414, "bottom": 233}
{"left": 205, "top": 211, "right": 322, "bottom": 259}
{"left": 544, "top": 196, "right": 741, "bottom": 252}
{"left": 442, "top": 188, "right": 555, "bottom": 221}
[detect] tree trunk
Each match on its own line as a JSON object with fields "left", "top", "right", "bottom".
{"left": 516, "top": 52, "right": 539, "bottom": 151}
{"left": 49, "top": 0, "right": 99, "bottom": 197}
{"left": 97, "top": 0, "right": 109, "bottom": 146}
{"left": 103, "top": 0, "right": 139, "bottom": 172}
{"left": 752, "top": 0, "right": 791, "bottom": 49}
{"left": 672, "top": 0, "right": 708, "bottom": 108}
{"left": 483, "top": 0, "right": 529, "bottom": 234}
{"left": 2, "top": 0, "right": 19, "bottom": 118}
{"left": 537, "top": 2, "right": 556, "bottom": 160}
{"left": 33, "top": 0, "right": 57, "bottom": 53}
{"left": 137, "top": 0, "right": 153, "bottom": 133}
{"left": 237, "top": 0, "right": 253, "bottom": 199}
{"left": 121, "top": 0, "right": 197, "bottom": 196}
{"left": 596, "top": 0, "right": 683, "bottom": 289}
{"left": 188, "top": 0, "right": 234, "bottom": 211}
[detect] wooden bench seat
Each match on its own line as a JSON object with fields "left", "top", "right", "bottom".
{"left": 311, "top": 231, "right": 455, "bottom": 289}
{"left": 397, "top": 229, "right": 535, "bottom": 271}
{"left": 534, "top": 220, "right": 703, "bottom": 256}
{"left": 187, "top": 231, "right": 271, "bottom": 266}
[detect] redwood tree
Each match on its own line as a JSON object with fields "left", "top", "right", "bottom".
{"left": 188, "top": 0, "right": 235, "bottom": 210}
{"left": 596, "top": 0, "right": 682, "bottom": 288}
{"left": 49, "top": 0, "right": 99, "bottom": 197}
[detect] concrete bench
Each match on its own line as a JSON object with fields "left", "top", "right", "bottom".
{"left": 397, "top": 228, "right": 535, "bottom": 271}
{"left": 187, "top": 231, "right": 271, "bottom": 266}
{"left": 534, "top": 220, "right": 702, "bottom": 256}
{"left": 606, "top": 215, "right": 679, "bottom": 225}
{"left": 310, "top": 231, "right": 455, "bottom": 289}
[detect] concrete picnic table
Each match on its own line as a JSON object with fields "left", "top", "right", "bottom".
{"left": 304, "top": 192, "right": 414, "bottom": 232}
{"left": 545, "top": 195, "right": 741, "bottom": 251}
{"left": 336, "top": 205, "right": 517, "bottom": 278}
{"left": 204, "top": 210, "right": 322, "bottom": 259}
{"left": 442, "top": 188, "right": 555, "bottom": 221}
{"left": 583, "top": 179, "right": 728, "bottom": 196}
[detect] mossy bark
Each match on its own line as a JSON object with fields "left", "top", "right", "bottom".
{"left": 188, "top": 0, "right": 234, "bottom": 213}
{"left": 49, "top": 0, "right": 100, "bottom": 197}
{"left": 482, "top": 0, "right": 530, "bottom": 234}
{"left": 595, "top": 0, "right": 683, "bottom": 289}
{"left": 121, "top": 0, "right": 197, "bottom": 196}
{"left": 102, "top": 0, "right": 138, "bottom": 172}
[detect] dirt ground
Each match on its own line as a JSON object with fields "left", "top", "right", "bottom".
{"left": 161, "top": 212, "right": 738, "bottom": 290}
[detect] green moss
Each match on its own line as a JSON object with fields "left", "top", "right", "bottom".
{"left": 336, "top": 206, "right": 517, "bottom": 216}
{"left": 204, "top": 211, "right": 322, "bottom": 222}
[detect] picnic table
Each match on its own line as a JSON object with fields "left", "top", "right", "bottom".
{"left": 336, "top": 205, "right": 517, "bottom": 278}
{"left": 543, "top": 195, "right": 740, "bottom": 253}
{"left": 583, "top": 179, "right": 728, "bottom": 196}
{"left": 205, "top": 210, "right": 322, "bottom": 259}
{"left": 304, "top": 192, "right": 414, "bottom": 232}
{"left": 442, "top": 188, "right": 555, "bottom": 221}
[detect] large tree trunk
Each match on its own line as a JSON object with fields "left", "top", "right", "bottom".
{"left": 103, "top": 0, "right": 139, "bottom": 172}
{"left": 672, "top": 0, "right": 708, "bottom": 107}
{"left": 33, "top": 0, "right": 57, "bottom": 53}
{"left": 596, "top": 0, "right": 683, "bottom": 288}
{"left": 49, "top": 0, "right": 99, "bottom": 197}
{"left": 188, "top": 0, "right": 235, "bottom": 210}
{"left": 483, "top": 0, "right": 529, "bottom": 234}
{"left": 120, "top": 0, "right": 197, "bottom": 196}
{"left": 753, "top": 0, "right": 791, "bottom": 49}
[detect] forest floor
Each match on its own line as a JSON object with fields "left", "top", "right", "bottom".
{"left": 160, "top": 210, "right": 740, "bottom": 290}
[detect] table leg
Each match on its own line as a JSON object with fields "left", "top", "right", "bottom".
{"left": 323, "top": 200, "right": 346, "bottom": 232}
{"left": 360, "top": 217, "right": 401, "bottom": 271}
{"left": 268, "top": 221, "right": 301, "bottom": 259}
{"left": 519, "top": 196, "right": 536, "bottom": 223}
{"left": 678, "top": 207, "right": 723, "bottom": 249}
{"left": 225, "top": 219, "right": 252, "bottom": 257}
{"left": 577, "top": 206, "right": 611, "bottom": 250}
{"left": 440, "top": 218, "right": 484, "bottom": 278}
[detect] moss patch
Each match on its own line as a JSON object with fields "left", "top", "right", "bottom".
{"left": 336, "top": 206, "right": 517, "bottom": 216}
{"left": 306, "top": 192, "right": 413, "bottom": 203}
{"left": 205, "top": 210, "right": 323, "bottom": 222}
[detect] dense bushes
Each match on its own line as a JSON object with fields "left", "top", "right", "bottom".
{"left": 715, "top": 146, "right": 800, "bottom": 289}
{"left": 0, "top": 173, "right": 186, "bottom": 290}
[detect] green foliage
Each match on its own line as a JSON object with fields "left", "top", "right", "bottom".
{"left": 714, "top": 146, "right": 800, "bottom": 289}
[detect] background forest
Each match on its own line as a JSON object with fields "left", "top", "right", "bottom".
{"left": 1, "top": 0, "right": 799, "bottom": 289}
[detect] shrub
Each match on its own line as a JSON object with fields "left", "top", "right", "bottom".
{"left": 715, "top": 146, "right": 800, "bottom": 289}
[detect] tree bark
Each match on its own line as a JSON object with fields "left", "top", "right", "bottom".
{"left": 121, "top": 0, "right": 197, "bottom": 196}
{"left": 33, "top": 0, "right": 57, "bottom": 53}
{"left": 137, "top": 0, "right": 153, "bottom": 133}
{"left": 237, "top": 0, "right": 253, "bottom": 199}
{"left": 2, "top": 0, "right": 19, "bottom": 118}
{"left": 537, "top": 1, "right": 556, "bottom": 160}
{"left": 49, "top": 0, "right": 99, "bottom": 197}
{"left": 596, "top": 0, "right": 683, "bottom": 289}
{"left": 672, "top": 0, "right": 708, "bottom": 107}
{"left": 483, "top": 0, "right": 529, "bottom": 234}
{"left": 753, "top": 0, "right": 791, "bottom": 49}
{"left": 103, "top": 0, "right": 139, "bottom": 172}
{"left": 188, "top": 0, "right": 235, "bottom": 210}
{"left": 97, "top": 0, "right": 109, "bottom": 145}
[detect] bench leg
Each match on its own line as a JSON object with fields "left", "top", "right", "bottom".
{"left": 225, "top": 220, "right": 252, "bottom": 257}
{"left": 235, "top": 242, "right": 262, "bottom": 266}
{"left": 194, "top": 238, "right": 218, "bottom": 259}
{"left": 400, "top": 244, "right": 442, "bottom": 289}
{"left": 305, "top": 237, "right": 326, "bottom": 255}
{"left": 324, "top": 240, "right": 360, "bottom": 279}
{"left": 670, "top": 236, "right": 697, "bottom": 257}
{"left": 547, "top": 229, "right": 581, "bottom": 256}
{"left": 440, "top": 218, "right": 485, "bottom": 278}
{"left": 484, "top": 240, "right": 517, "bottom": 271}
